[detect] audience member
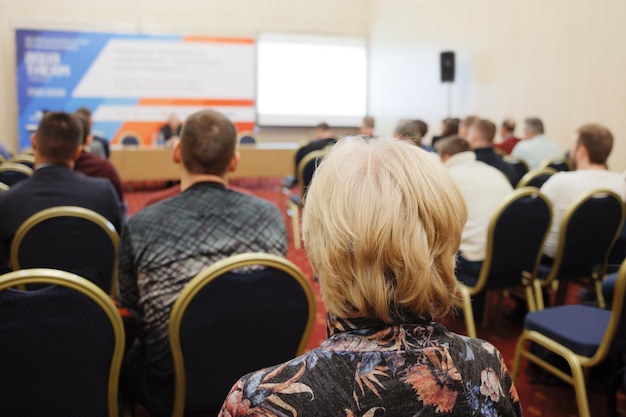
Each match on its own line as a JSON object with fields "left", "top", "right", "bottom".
{"left": 511, "top": 117, "right": 563, "bottom": 170}
{"left": 289, "top": 122, "right": 336, "bottom": 185}
{"left": 438, "top": 137, "right": 513, "bottom": 280}
{"left": 220, "top": 137, "right": 522, "bottom": 417}
{"left": 0, "top": 112, "right": 123, "bottom": 266}
{"left": 73, "top": 113, "right": 125, "bottom": 201}
{"left": 458, "top": 114, "right": 480, "bottom": 139}
{"left": 541, "top": 124, "right": 626, "bottom": 258}
{"left": 494, "top": 118, "right": 521, "bottom": 155}
{"left": 430, "top": 117, "right": 460, "bottom": 148}
{"left": 118, "top": 109, "right": 287, "bottom": 417}
{"left": 468, "top": 118, "right": 519, "bottom": 186}
{"left": 394, "top": 119, "right": 434, "bottom": 152}
{"left": 157, "top": 113, "right": 183, "bottom": 146}
{"left": 359, "top": 115, "right": 375, "bottom": 137}
{"left": 76, "top": 106, "right": 110, "bottom": 158}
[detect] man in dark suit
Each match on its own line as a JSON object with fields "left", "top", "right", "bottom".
{"left": 467, "top": 118, "right": 519, "bottom": 187}
{"left": 0, "top": 112, "right": 124, "bottom": 267}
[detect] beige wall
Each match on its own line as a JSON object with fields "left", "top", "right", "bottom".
{"left": 0, "top": 0, "right": 372, "bottom": 151}
{"left": 369, "top": 0, "right": 626, "bottom": 170}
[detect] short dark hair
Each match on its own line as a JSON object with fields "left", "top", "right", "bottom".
{"left": 74, "top": 113, "right": 91, "bottom": 145}
{"left": 502, "top": 118, "right": 515, "bottom": 133}
{"left": 473, "top": 119, "right": 496, "bottom": 144}
{"left": 75, "top": 107, "right": 92, "bottom": 118}
{"left": 576, "top": 124, "right": 614, "bottom": 165}
{"left": 524, "top": 117, "right": 544, "bottom": 135}
{"left": 395, "top": 120, "right": 423, "bottom": 146}
{"left": 179, "top": 109, "right": 237, "bottom": 175}
{"left": 35, "top": 112, "right": 82, "bottom": 162}
{"left": 316, "top": 122, "right": 330, "bottom": 131}
{"left": 441, "top": 118, "right": 460, "bottom": 137}
{"left": 437, "top": 136, "right": 470, "bottom": 157}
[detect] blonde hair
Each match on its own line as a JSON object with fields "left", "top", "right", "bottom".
{"left": 302, "top": 137, "right": 467, "bottom": 322}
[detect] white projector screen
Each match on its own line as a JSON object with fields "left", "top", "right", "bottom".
{"left": 257, "top": 33, "right": 368, "bottom": 127}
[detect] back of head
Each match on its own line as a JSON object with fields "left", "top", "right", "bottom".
{"left": 473, "top": 119, "right": 496, "bottom": 145}
{"left": 460, "top": 115, "right": 480, "bottom": 134}
{"left": 179, "top": 110, "right": 237, "bottom": 176}
{"left": 302, "top": 137, "right": 467, "bottom": 323}
{"left": 415, "top": 119, "right": 428, "bottom": 138}
{"left": 577, "top": 123, "right": 614, "bottom": 165}
{"left": 35, "top": 112, "right": 82, "bottom": 163}
{"left": 437, "top": 136, "right": 470, "bottom": 157}
{"left": 441, "top": 117, "right": 460, "bottom": 137}
{"left": 395, "top": 120, "right": 423, "bottom": 146}
{"left": 524, "top": 117, "right": 544, "bottom": 136}
{"left": 502, "top": 118, "right": 515, "bottom": 133}
{"left": 74, "top": 113, "right": 91, "bottom": 145}
{"left": 361, "top": 116, "right": 374, "bottom": 130}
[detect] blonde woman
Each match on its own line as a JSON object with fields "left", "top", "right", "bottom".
{"left": 219, "top": 137, "right": 522, "bottom": 417}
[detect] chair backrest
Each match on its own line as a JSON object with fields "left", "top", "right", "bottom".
{"left": 10, "top": 206, "right": 119, "bottom": 295}
{"left": 169, "top": 252, "right": 316, "bottom": 416}
{"left": 473, "top": 187, "right": 552, "bottom": 292}
{"left": 0, "top": 162, "right": 33, "bottom": 186}
{"left": 120, "top": 132, "right": 141, "bottom": 146}
{"left": 517, "top": 167, "right": 557, "bottom": 188}
{"left": 238, "top": 131, "right": 258, "bottom": 145}
{"left": 0, "top": 181, "right": 9, "bottom": 192}
{"left": 0, "top": 268, "right": 125, "bottom": 417}
{"left": 296, "top": 147, "right": 331, "bottom": 198}
{"left": 504, "top": 155, "right": 529, "bottom": 185}
{"left": 11, "top": 153, "right": 35, "bottom": 169}
{"left": 592, "top": 260, "right": 626, "bottom": 363}
{"left": 539, "top": 156, "right": 572, "bottom": 172}
{"left": 547, "top": 189, "right": 625, "bottom": 283}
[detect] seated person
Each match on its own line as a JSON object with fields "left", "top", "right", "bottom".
{"left": 467, "top": 118, "right": 519, "bottom": 186}
{"left": 494, "top": 118, "right": 521, "bottom": 155}
{"left": 511, "top": 117, "right": 563, "bottom": 170}
{"left": 458, "top": 114, "right": 480, "bottom": 139}
{"left": 359, "top": 115, "right": 375, "bottom": 137}
{"left": 287, "top": 122, "right": 336, "bottom": 187}
{"left": 119, "top": 109, "right": 287, "bottom": 417}
{"left": 0, "top": 112, "right": 124, "bottom": 266}
{"left": 430, "top": 117, "right": 460, "bottom": 148}
{"left": 438, "top": 137, "right": 513, "bottom": 281}
{"left": 541, "top": 123, "right": 626, "bottom": 259}
{"left": 394, "top": 119, "right": 435, "bottom": 153}
{"left": 157, "top": 113, "right": 183, "bottom": 146}
{"left": 220, "top": 137, "right": 522, "bottom": 417}
{"left": 73, "top": 112, "right": 125, "bottom": 202}
{"left": 75, "top": 106, "right": 110, "bottom": 158}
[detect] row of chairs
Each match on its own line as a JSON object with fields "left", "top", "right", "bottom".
{"left": 0, "top": 153, "right": 35, "bottom": 187}
{"left": 0, "top": 253, "right": 316, "bottom": 417}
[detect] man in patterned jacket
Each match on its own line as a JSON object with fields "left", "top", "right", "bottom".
{"left": 118, "top": 109, "right": 287, "bottom": 417}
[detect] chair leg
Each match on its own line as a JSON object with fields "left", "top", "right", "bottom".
{"left": 511, "top": 332, "right": 527, "bottom": 384}
{"left": 595, "top": 279, "right": 607, "bottom": 309}
{"left": 525, "top": 284, "right": 537, "bottom": 312}
{"left": 459, "top": 287, "right": 477, "bottom": 338}
{"left": 534, "top": 280, "right": 545, "bottom": 310}
{"left": 565, "top": 355, "right": 591, "bottom": 417}
{"left": 292, "top": 205, "right": 301, "bottom": 250}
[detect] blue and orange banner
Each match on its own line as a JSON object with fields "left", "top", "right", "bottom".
{"left": 16, "top": 29, "right": 256, "bottom": 148}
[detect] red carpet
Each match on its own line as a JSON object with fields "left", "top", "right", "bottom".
{"left": 125, "top": 180, "right": 624, "bottom": 417}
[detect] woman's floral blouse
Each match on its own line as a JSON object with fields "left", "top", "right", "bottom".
{"left": 219, "top": 315, "right": 522, "bottom": 417}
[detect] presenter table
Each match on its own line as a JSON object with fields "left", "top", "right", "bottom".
{"left": 110, "top": 143, "right": 298, "bottom": 181}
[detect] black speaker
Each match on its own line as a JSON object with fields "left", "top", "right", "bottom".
{"left": 440, "top": 51, "right": 455, "bottom": 83}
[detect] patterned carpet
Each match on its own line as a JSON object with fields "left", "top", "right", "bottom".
{"left": 125, "top": 179, "right": 623, "bottom": 417}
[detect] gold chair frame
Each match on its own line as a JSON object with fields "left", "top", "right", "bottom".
{"left": 538, "top": 155, "right": 573, "bottom": 171}
{"left": 11, "top": 153, "right": 35, "bottom": 166}
{"left": 454, "top": 187, "right": 552, "bottom": 338}
{"left": 516, "top": 167, "right": 556, "bottom": 189}
{"left": 169, "top": 252, "right": 316, "bottom": 417}
{"left": 10, "top": 206, "right": 120, "bottom": 296}
{"left": 0, "top": 268, "right": 125, "bottom": 417}
{"left": 534, "top": 189, "right": 625, "bottom": 309}
{"left": 512, "top": 260, "right": 626, "bottom": 417}
{"left": 0, "top": 182, "right": 9, "bottom": 192}
{"left": 0, "top": 162, "right": 34, "bottom": 176}
{"left": 287, "top": 147, "right": 331, "bottom": 250}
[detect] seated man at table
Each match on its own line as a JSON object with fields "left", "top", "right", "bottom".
{"left": 118, "top": 109, "right": 287, "bottom": 417}
{"left": 0, "top": 112, "right": 124, "bottom": 267}
{"left": 286, "top": 122, "right": 336, "bottom": 187}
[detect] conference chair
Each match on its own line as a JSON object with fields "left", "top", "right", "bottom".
{"left": 539, "top": 156, "right": 573, "bottom": 172}
{"left": 503, "top": 155, "right": 529, "bottom": 186}
{"left": 0, "top": 162, "right": 33, "bottom": 186}
{"left": 11, "top": 153, "right": 35, "bottom": 169}
{"left": 10, "top": 206, "right": 120, "bottom": 295}
{"left": 0, "top": 268, "right": 125, "bottom": 417}
{"left": 237, "top": 131, "right": 258, "bottom": 145}
{"left": 512, "top": 259, "right": 626, "bottom": 417}
{"left": 516, "top": 167, "right": 557, "bottom": 189}
{"left": 169, "top": 252, "right": 316, "bottom": 417}
{"left": 0, "top": 181, "right": 9, "bottom": 192}
{"left": 285, "top": 147, "right": 331, "bottom": 249}
{"left": 455, "top": 188, "right": 552, "bottom": 338}
{"left": 534, "top": 189, "right": 625, "bottom": 309}
{"left": 119, "top": 131, "right": 142, "bottom": 146}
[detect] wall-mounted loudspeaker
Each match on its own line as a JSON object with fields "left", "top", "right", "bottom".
{"left": 440, "top": 51, "right": 455, "bottom": 83}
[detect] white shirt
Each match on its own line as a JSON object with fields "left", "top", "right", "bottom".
{"left": 540, "top": 169, "right": 626, "bottom": 258}
{"left": 444, "top": 152, "right": 514, "bottom": 261}
{"left": 511, "top": 134, "right": 563, "bottom": 170}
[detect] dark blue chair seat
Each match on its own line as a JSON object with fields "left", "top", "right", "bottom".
{"left": 525, "top": 305, "right": 610, "bottom": 357}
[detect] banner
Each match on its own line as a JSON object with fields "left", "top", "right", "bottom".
{"left": 16, "top": 29, "right": 256, "bottom": 148}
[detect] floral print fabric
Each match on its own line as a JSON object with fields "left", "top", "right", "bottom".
{"left": 219, "top": 316, "right": 522, "bottom": 417}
